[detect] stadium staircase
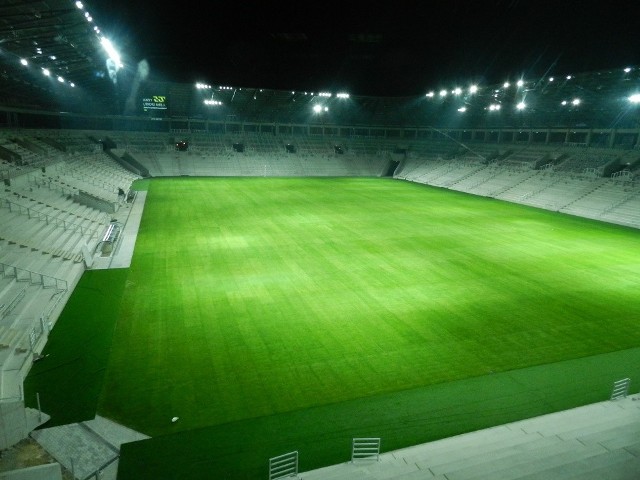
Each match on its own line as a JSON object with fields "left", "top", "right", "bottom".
{"left": 30, "top": 415, "right": 149, "bottom": 480}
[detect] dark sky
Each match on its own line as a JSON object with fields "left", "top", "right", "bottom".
{"left": 93, "top": 0, "right": 638, "bottom": 97}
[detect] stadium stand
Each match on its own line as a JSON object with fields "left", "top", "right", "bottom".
{"left": 0, "top": 133, "right": 140, "bottom": 442}
{"left": 0, "top": 126, "right": 639, "bottom": 478}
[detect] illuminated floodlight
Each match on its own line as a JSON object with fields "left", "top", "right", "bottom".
{"left": 561, "top": 100, "right": 567, "bottom": 106}
{"left": 42, "top": 68, "right": 50, "bottom": 76}
{"left": 457, "top": 106, "right": 467, "bottom": 112}
{"left": 516, "top": 101, "right": 526, "bottom": 110}
{"left": 425, "top": 91, "right": 435, "bottom": 98}
{"left": 336, "top": 92, "right": 350, "bottom": 99}
{"left": 20, "top": 58, "right": 28, "bottom": 66}
{"left": 100, "top": 37, "right": 122, "bottom": 69}
{"left": 204, "top": 99, "right": 222, "bottom": 106}
{"left": 57, "top": 76, "right": 64, "bottom": 83}
{"left": 572, "top": 98, "right": 581, "bottom": 106}
{"left": 318, "top": 92, "right": 332, "bottom": 97}
{"left": 624, "top": 67, "right": 632, "bottom": 73}
{"left": 439, "top": 89, "right": 447, "bottom": 97}
{"left": 566, "top": 75, "right": 572, "bottom": 80}
{"left": 313, "top": 104, "right": 323, "bottom": 113}
{"left": 469, "top": 84, "right": 478, "bottom": 94}
{"left": 548, "top": 77, "right": 554, "bottom": 82}
{"left": 503, "top": 82, "right": 510, "bottom": 88}
{"left": 453, "top": 87, "right": 462, "bottom": 95}
{"left": 516, "top": 79, "right": 524, "bottom": 87}
{"left": 488, "top": 104, "right": 501, "bottom": 111}
{"left": 629, "top": 94, "right": 640, "bottom": 104}
{"left": 195, "top": 82, "right": 211, "bottom": 89}
{"left": 75, "top": 1, "right": 83, "bottom": 8}
{"left": 69, "top": 82, "right": 75, "bottom": 87}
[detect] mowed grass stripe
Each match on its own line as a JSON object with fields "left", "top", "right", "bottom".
{"left": 99, "top": 177, "right": 640, "bottom": 438}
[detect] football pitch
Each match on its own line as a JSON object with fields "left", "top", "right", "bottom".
{"left": 28, "top": 176, "right": 640, "bottom": 479}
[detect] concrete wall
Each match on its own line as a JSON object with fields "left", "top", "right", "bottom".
{"left": 0, "top": 401, "right": 28, "bottom": 450}
{"left": 0, "top": 463, "right": 62, "bottom": 480}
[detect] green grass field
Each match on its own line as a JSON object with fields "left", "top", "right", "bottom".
{"left": 27, "top": 176, "right": 640, "bottom": 479}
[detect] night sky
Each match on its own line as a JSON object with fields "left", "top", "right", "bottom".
{"left": 93, "top": 0, "right": 639, "bottom": 97}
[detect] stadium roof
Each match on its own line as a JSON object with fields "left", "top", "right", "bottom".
{"left": 0, "top": 0, "right": 119, "bottom": 112}
{"left": 0, "top": 0, "right": 639, "bottom": 129}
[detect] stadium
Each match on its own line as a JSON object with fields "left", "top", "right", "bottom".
{"left": 1, "top": 1, "right": 640, "bottom": 479}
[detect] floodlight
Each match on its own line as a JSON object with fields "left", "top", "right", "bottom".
{"left": 624, "top": 67, "right": 632, "bottom": 73}
{"left": 629, "top": 94, "right": 640, "bottom": 104}
{"left": 318, "top": 92, "right": 332, "bottom": 97}
{"left": 313, "top": 104, "right": 323, "bottom": 113}
{"left": 336, "top": 93, "right": 350, "bottom": 99}
{"left": 426, "top": 91, "right": 435, "bottom": 98}
{"left": 516, "top": 101, "right": 526, "bottom": 110}
{"left": 453, "top": 87, "right": 462, "bottom": 95}
{"left": 469, "top": 85, "right": 478, "bottom": 94}
{"left": 57, "top": 76, "right": 64, "bottom": 83}
{"left": 69, "top": 82, "right": 75, "bottom": 87}
{"left": 100, "top": 37, "right": 122, "bottom": 69}
{"left": 457, "top": 106, "right": 466, "bottom": 112}
{"left": 20, "top": 58, "right": 28, "bottom": 66}
{"left": 572, "top": 98, "right": 580, "bottom": 106}
{"left": 488, "top": 104, "right": 501, "bottom": 111}
{"left": 439, "top": 89, "right": 447, "bottom": 97}
{"left": 548, "top": 77, "right": 554, "bottom": 82}
{"left": 561, "top": 100, "right": 567, "bottom": 106}
{"left": 566, "top": 75, "right": 572, "bottom": 80}
{"left": 42, "top": 68, "right": 50, "bottom": 76}
{"left": 75, "top": 1, "right": 83, "bottom": 8}
{"left": 517, "top": 79, "right": 524, "bottom": 87}
{"left": 503, "top": 82, "right": 510, "bottom": 88}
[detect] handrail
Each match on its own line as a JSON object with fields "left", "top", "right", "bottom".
{"left": 3, "top": 198, "right": 103, "bottom": 237}
{"left": 0, "top": 262, "right": 68, "bottom": 291}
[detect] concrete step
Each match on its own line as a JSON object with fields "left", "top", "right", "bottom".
{"left": 515, "top": 448, "right": 639, "bottom": 480}
{"left": 444, "top": 440, "right": 608, "bottom": 480}
{"left": 31, "top": 422, "right": 118, "bottom": 480}
{"left": 414, "top": 433, "right": 550, "bottom": 474}
{"left": 563, "top": 455, "right": 640, "bottom": 480}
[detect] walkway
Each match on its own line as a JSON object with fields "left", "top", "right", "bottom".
{"left": 90, "top": 191, "right": 146, "bottom": 270}
{"left": 301, "top": 395, "right": 640, "bottom": 480}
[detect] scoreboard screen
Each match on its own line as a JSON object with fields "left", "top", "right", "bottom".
{"left": 142, "top": 95, "right": 167, "bottom": 111}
